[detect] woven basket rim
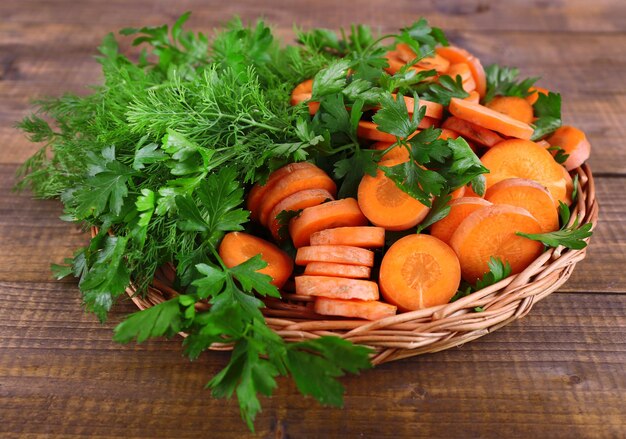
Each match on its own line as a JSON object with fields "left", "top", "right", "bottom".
{"left": 107, "top": 164, "right": 598, "bottom": 365}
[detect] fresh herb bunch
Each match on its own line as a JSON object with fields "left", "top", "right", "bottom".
{"left": 15, "top": 13, "right": 586, "bottom": 431}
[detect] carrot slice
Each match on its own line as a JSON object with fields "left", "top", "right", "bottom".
{"left": 485, "top": 96, "right": 534, "bottom": 125}
{"left": 310, "top": 226, "right": 385, "bottom": 248}
{"left": 396, "top": 43, "right": 450, "bottom": 72}
{"left": 441, "top": 116, "right": 504, "bottom": 147}
{"left": 372, "top": 141, "right": 410, "bottom": 163}
{"left": 394, "top": 94, "right": 444, "bottom": 119}
{"left": 289, "top": 198, "right": 368, "bottom": 248}
{"left": 562, "top": 166, "right": 574, "bottom": 206}
{"left": 218, "top": 232, "right": 293, "bottom": 288}
{"left": 535, "top": 139, "right": 551, "bottom": 148}
{"left": 418, "top": 116, "right": 439, "bottom": 129}
{"left": 449, "top": 185, "right": 466, "bottom": 200}
{"left": 449, "top": 97, "right": 534, "bottom": 140}
{"left": 247, "top": 162, "right": 317, "bottom": 222}
{"left": 290, "top": 79, "right": 319, "bottom": 115}
{"left": 485, "top": 178, "right": 559, "bottom": 232}
{"left": 436, "top": 46, "right": 487, "bottom": 97}
{"left": 267, "top": 189, "right": 335, "bottom": 240}
{"left": 438, "top": 128, "right": 459, "bottom": 140}
{"left": 313, "top": 297, "right": 397, "bottom": 320}
{"left": 295, "top": 276, "right": 379, "bottom": 300}
{"left": 379, "top": 234, "right": 461, "bottom": 311}
{"left": 295, "top": 245, "right": 374, "bottom": 267}
{"left": 358, "top": 159, "right": 430, "bottom": 231}
{"left": 480, "top": 139, "right": 568, "bottom": 206}
{"left": 357, "top": 121, "right": 398, "bottom": 142}
{"left": 258, "top": 167, "right": 337, "bottom": 226}
{"left": 446, "top": 62, "right": 476, "bottom": 92}
{"left": 304, "top": 262, "right": 371, "bottom": 279}
{"left": 546, "top": 125, "right": 591, "bottom": 171}
{"left": 464, "top": 90, "right": 480, "bottom": 104}
{"left": 450, "top": 204, "right": 544, "bottom": 283}
{"left": 464, "top": 183, "right": 484, "bottom": 198}
{"left": 430, "top": 197, "right": 492, "bottom": 245}
{"left": 525, "top": 86, "right": 549, "bottom": 106}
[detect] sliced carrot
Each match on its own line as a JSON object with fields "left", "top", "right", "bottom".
{"left": 441, "top": 116, "right": 504, "bottom": 147}
{"left": 485, "top": 96, "right": 534, "bottom": 125}
{"left": 289, "top": 198, "right": 368, "bottom": 248}
{"left": 379, "top": 234, "right": 461, "bottom": 311}
{"left": 430, "top": 197, "right": 492, "bottom": 245}
{"left": 218, "top": 232, "right": 293, "bottom": 288}
{"left": 295, "top": 276, "right": 379, "bottom": 300}
{"left": 295, "top": 245, "right": 374, "bottom": 267}
{"left": 418, "top": 116, "right": 439, "bottom": 129}
{"left": 446, "top": 62, "right": 476, "bottom": 92}
{"left": 546, "top": 125, "right": 591, "bottom": 171}
{"left": 485, "top": 178, "right": 559, "bottom": 232}
{"left": 449, "top": 97, "right": 534, "bottom": 140}
{"left": 436, "top": 46, "right": 487, "bottom": 97}
{"left": 438, "top": 128, "right": 460, "bottom": 140}
{"left": 372, "top": 141, "right": 410, "bottom": 163}
{"left": 358, "top": 159, "right": 430, "bottom": 231}
{"left": 313, "top": 297, "right": 397, "bottom": 320}
{"left": 464, "top": 90, "right": 480, "bottom": 104}
{"left": 464, "top": 183, "right": 484, "bottom": 198}
{"left": 396, "top": 43, "right": 450, "bottom": 72}
{"left": 310, "top": 226, "right": 385, "bottom": 248}
{"left": 357, "top": 120, "right": 398, "bottom": 142}
{"left": 304, "top": 262, "right": 371, "bottom": 279}
{"left": 247, "top": 162, "right": 317, "bottom": 222}
{"left": 480, "top": 139, "right": 568, "bottom": 206}
{"left": 525, "top": 86, "right": 549, "bottom": 106}
{"left": 450, "top": 204, "right": 544, "bottom": 282}
{"left": 395, "top": 94, "right": 444, "bottom": 119}
{"left": 535, "top": 139, "right": 551, "bottom": 148}
{"left": 384, "top": 51, "right": 408, "bottom": 75}
{"left": 290, "top": 79, "right": 319, "bottom": 115}
{"left": 562, "top": 166, "right": 574, "bottom": 206}
{"left": 267, "top": 189, "right": 335, "bottom": 240}
{"left": 258, "top": 167, "right": 337, "bottom": 226}
{"left": 449, "top": 185, "right": 466, "bottom": 200}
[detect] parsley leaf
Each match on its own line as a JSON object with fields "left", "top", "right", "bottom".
{"left": 414, "top": 74, "right": 469, "bottom": 106}
{"left": 547, "top": 145, "right": 569, "bottom": 165}
{"left": 531, "top": 92, "right": 562, "bottom": 140}
{"left": 114, "top": 296, "right": 190, "bottom": 343}
{"left": 312, "top": 59, "right": 350, "bottom": 99}
{"left": 372, "top": 92, "right": 421, "bottom": 138}
{"left": 517, "top": 220, "right": 593, "bottom": 250}
{"left": 484, "top": 64, "right": 538, "bottom": 103}
{"left": 416, "top": 194, "right": 451, "bottom": 233}
{"left": 474, "top": 257, "right": 512, "bottom": 291}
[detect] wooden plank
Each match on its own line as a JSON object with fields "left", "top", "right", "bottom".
{"left": 0, "top": 281, "right": 624, "bottom": 438}
{"left": 1, "top": 0, "right": 625, "bottom": 32}
{"left": 0, "top": 164, "right": 624, "bottom": 291}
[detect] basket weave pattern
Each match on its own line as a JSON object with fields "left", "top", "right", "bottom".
{"left": 114, "top": 164, "right": 598, "bottom": 365}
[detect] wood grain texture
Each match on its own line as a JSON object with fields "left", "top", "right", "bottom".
{"left": 1, "top": 0, "right": 625, "bottom": 437}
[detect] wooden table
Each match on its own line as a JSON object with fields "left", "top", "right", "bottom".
{"left": 1, "top": 1, "right": 624, "bottom": 437}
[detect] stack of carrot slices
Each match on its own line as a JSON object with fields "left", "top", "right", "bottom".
{"left": 237, "top": 40, "right": 593, "bottom": 322}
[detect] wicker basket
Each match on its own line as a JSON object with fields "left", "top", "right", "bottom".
{"left": 109, "top": 164, "right": 598, "bottom": 365}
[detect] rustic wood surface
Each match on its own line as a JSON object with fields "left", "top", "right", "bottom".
{"left": 1, "top": 1, "right": 625, "bottom": 438}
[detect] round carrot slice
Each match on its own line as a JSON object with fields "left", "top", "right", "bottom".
{"left": 438, "top": 128, "right": 460, "bottom": 140}
{"left": 310, "top": 226, "right": 385, "bottom": 248}
{"left": 436, "top": 46, "right": 487, "bottom": 97}
{"left": 525, "top": 86, "right": 549, "bottom": 106}
{"left": 289, "top": 198, "right": 368, "bottom": 248}
{"left": 546, "top": 125, "right": 591, "bottom": 171}
{"left": 295, "top": 276, "right": 379, "bottom": 301}
{"left": 247, "top": 162, "right": 317, "bottom": 221}
{"left": 480, "top": 139, "right": 568, "bottom": 205}
{"left": 561, "top": 166, "right": 574, "bottom": 206}
{"left": 304, "top": 262, "right": 371, "bottom": 279}
{"left": 485, "top": 178, "right": 559, "bottom": 232}
{"left": 358, "top": 159, "right": 430, "bottom": 231}
{"left": 379, "top": 234, "right": 461, "bottom": 311}
{"left": 446, "top": 62, "right": 476, "bottom": 93}
{"left": 430, "top": 197, "right": 492, "bottom": 245}
{"left": 449, "top": 185, "right": 466, "bottom": 200}
{"left": 258, "top": 167, "right": 337, "bottom": 226}
{"left": 450, "top": 204, "right": 544, "bottom": 283}
{"left": 290, "top": 79, "right": 319, "bottom": 115}
{"left": 396, "top": 43, "right": 450, "bottom": 72}
{"left": 372, "top": 141, "right": 410, "bottom": 163}
{"left": 295, "top": 245, "right": 374, "bottom": 267}
{"left": 394, "top": 94, "right": 444, "bottom": 119}
{"left": 464, "top": 90, "right": 480, "bottom": 104}
{"left": 357, "top": 121, "right": 397, "bottom": 142}
{"left": 218, "top": 232, "right": 293, "bottom": 288}
{"left": 267, "top": 189, "right": 335, "bottom": 240}
{"left": 442, "top": 116, "right": 504, "bottom": 147}
{"left": 485, "top": 96, "right": 534, "bottom": 125}
{"left": 449, "top": 97, "right": 534, "bottom": 140}
{"left": 313, "top": 297, "right": 397, "bottom": 321}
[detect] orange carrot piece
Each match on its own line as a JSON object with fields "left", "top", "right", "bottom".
{"left": 418, "top": 116, "right": 439, "bottom": 129}
{"left": 313, "top": 297, "right": 397, "bottom": 320}
{"left": 480, "top": 139, "right": 568, "bottom": 206}
{"left": 450, "top": 204, "right": 544, "bottom": 282}
{"left": 525, "top": 86, "right": 549, "bottom": 106}
{"left": 396, "top": 43, "right": 450, "bottom": 72}
{"left": 295, "top": 245, "right": 374, "bottom": 267}
{"left": 395, "top": 94, "right": 444, "bottom": 119}
{"left": 463, "top": 183, "right": 484, "bottom": 198}
{"left": 372, "top": 141, "right": 410, "bottom": 163}
{"left": 546, "top": 125, "right": 592, "bottom": 171}
{"left": 449, "top": 185, "right": 466, "bottom": 200}
{"left": 449, "top": 97, "right": 534, "bottom": 140}
{"left": 357, "top": 121, "right": 398, "bottom": 142}
{"left": 289, "top": 198, "right": 369, "bottom": 248}
{"left": 430, "top": 197, "right": 492, "bottom": 245}
{"left": 535, "top": 139, "right": 551, "bottom": 148}
{"left": 485, "top": 178, "right": 559, "bottom": 232}
{"left": 441, "top": 116, "right": 504, "bottom": 147}
{"left": 295, "top": 276, "right": 379, "bottom": 300}
{"left": 485, "top": 96, "right": 534, "bottom": 125}
{"left": 358, "top": 159, "right": 430, "bottom": 231}
{"left": 218, "top": 232, "right": 293, "bottom": 288}
{"left": 310, "top": 226, "right": 385, "bottom": 248}
{"left": 446, "top": 62, "right": 476, "bottom": 92}
{"left": 562, "top": 166, "right": 574, "bottom": 206}
{"left": 290, "top": 79, "right": 319, "bottom": 115}
{"left": 247, "top": 162, "right": 317, "bottom": 222}
{"left": 379, "top": 234, "right": 461, "bottom": 311}
{"left": 304, "top": 262, "right": 371, "bottom": 279}
{"left": 464, "top": 90, "right": 480, "bottom": 104}
{"left": 267, "top": 189, "right": 335, "bottom": 240}
{"left": 258, "top": 167, "right": 337, "bottom": 226}
{"left": 438, "top": 128, "right": 460, "bottom": 140}
{"left": 436, "top": 46, "right": 487, "bottom": 97}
